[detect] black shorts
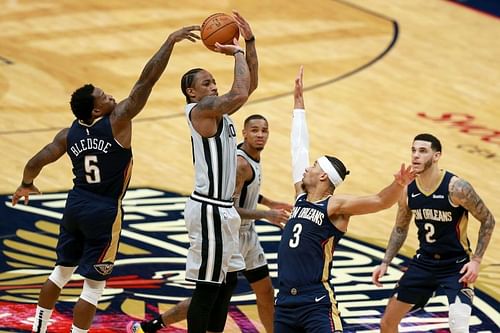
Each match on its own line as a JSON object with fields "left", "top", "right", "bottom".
{"left": 56, "top": 188, "right": 122, "bottom": 281}
{"left": 395, "top": 254, "right": 474, "bottom": 309}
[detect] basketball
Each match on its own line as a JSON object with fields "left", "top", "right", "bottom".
{"left": 201, "top": 13, "right": 239, "bottom": 51}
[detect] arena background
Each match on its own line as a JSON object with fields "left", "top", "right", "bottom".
{"left": 0, "top": 0, "right": 498, "bottom": 332}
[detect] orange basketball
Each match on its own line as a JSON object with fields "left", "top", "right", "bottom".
{"left": 201, "top": 13, "right": 239, "bottom": 51}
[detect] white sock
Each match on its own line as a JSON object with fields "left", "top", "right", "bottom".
{"left": 70, "top": 324, "right": 89, "bottom": 333}
{"left": 32, "top": 305, "right": 53, "bottom": 333}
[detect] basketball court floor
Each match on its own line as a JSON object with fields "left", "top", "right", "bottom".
{"left": 0, "top": 0, "right": 498, "bottom": 332}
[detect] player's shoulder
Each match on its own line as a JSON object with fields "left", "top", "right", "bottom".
{"left": 237, "top": 155, "right": 253, "bottom": 176}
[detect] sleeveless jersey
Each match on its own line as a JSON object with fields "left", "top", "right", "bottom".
{"left": 278, "top": 194, "right": 345, "bottom": 290}
{"left": 407, "top": 170, "right": 470, "bottom": 259}
{"left": 185, "top": 103, "right": 237, "bottom": 201}
{"left": 236, "top": 144, "right": 261, "bottom": 225}
{"left": 66, "top": 115, "right": 133, "bottom": 200}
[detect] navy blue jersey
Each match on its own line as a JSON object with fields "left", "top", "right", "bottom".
{"left": 278, "top": 193, "right": 345, "bottom": 290}
{"left": 408, "top": 170, "right": 470, "bottom": 259}
{"left": 66, "top": 116, "right": 132, "bottom": 200}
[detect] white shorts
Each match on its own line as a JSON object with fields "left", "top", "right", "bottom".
{"left": 239, "top": 222, "right": 267, "bottom": 271}
{"left": 184, "top": 196, "right": 245, "bottom": 284}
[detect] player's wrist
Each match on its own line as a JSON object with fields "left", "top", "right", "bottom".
{"left": 233, "top": 49, "right": 245, "bottom": 56}
{"left": 21, "top": 180, "right": 33, "bottom": 188}
{"left": 245, "top": 36, "right": 255, "bottom": 43}
{"left": 381, "top": 259, "right": 391, "bottom": 265}
{"left": 471, "top": 255, "right": 482, "bottom": 264}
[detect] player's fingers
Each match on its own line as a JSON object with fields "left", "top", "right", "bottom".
{"left": 24, "top": 195, "right": 29, "bottom": 205}
{"left": 185, "top": 25, "right": 200, "bottom": 31}
{"left": 11, "top": 195, "right": 18, "bottom": 206}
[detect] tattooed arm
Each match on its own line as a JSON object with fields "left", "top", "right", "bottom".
{"left": 449, "top": 176, "right": 496, "bottom": 283}
{"left": 372, "top": 188, "right": 413, "bottom": 287}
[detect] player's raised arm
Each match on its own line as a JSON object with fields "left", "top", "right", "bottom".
{"left": 114, "top": 26, "right": 200, "bottom": 122}
{"left": 193, "top": 38, "right": 250, "bottom": 118}
{"left": 291, "top": 66, "right": 309, "bottom": 197}
{"left": 232, "top": 10, "right": 258, "bottom": 95}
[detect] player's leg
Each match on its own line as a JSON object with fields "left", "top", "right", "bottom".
{"left": 379, "top": 296, "right": 414, "bottom": 333}
{"left": 241, "top": 223, "right": 275, "bottom": 333}
{"left": 72, "top": 278, "right": 106, "bottom": 331}
{"left": 206, "top": 271, "right": 239, "bottom": 333}
{"left": 187, "top": 281, "right": 221, "bottom": 333}
{"left": 440, "top": 259, "right": 474, "bottom": 333}
{"left": 33, "top": 200, "right": 81, "bottom": 333}
{"left": 72, "top": 195, "right": 119, "bottom": 332}
{"left": 380, "top": 259, "right": 435, "bottom": 333}
{"left": 33, "top": 265, "right": 77, "bottom": 333}
{"left": 274, "top": 305, "right": 303, "bottom": 333}
{"left": 245, "top": 266, "right": 275, "bottom": 333}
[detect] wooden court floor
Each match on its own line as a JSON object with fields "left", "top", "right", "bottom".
{"left": 0, "top": 0, "right": 498, "bottom": 332}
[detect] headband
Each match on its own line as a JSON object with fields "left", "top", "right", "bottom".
{"left": 317, "top": 156, "right": 343, "bottom": 188}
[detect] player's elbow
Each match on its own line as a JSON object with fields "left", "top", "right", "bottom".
{"left": 233, "top": 93, "right": 249, "bottom": 107}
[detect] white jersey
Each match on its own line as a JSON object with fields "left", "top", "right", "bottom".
{"left": 236, "top": 145, "right": 261, "bottom": 225}
{"left": 185, "top": 103, "right": 238, "bottom": 201}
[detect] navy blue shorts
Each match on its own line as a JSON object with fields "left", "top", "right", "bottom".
{"left": 275, "top": 285, "right": 343, "bottom": 333}
{"left": 395, "top": 254, "right": 474, "bottom": 309}
{"left": 56, "top": 188, "right": 122, "bottom": 281}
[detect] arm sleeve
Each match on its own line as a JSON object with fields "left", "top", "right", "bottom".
{"left": 291, "top": 108, "right": 309, "bottom": 183}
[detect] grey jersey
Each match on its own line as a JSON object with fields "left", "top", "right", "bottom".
{"left": 236, "top": 146, "right": 261, "bottom": 225}
{"left": 185, "top": 103, "right": 238, "bottom": 201}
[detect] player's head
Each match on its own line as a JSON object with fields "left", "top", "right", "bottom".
{"left": 181, "top": 68, "right": 218, "bottom": 103}
{"left": 412, "top": 133, "right": 442, "bottom": 174}
{"left": 242, "top": 114, "right": 268, "bottom": 152}
{"left": 303, "top": 155, "right": 350, "bottom": 192}
{"left": 70, "top": 84, "right": 116, "bottom": 123}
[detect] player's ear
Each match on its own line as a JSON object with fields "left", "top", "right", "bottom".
{"left": 433, "top": 151, "right": 441, "bottom": 162}
{"left": 186, "top": 87, "right": 195, "bottom": 99}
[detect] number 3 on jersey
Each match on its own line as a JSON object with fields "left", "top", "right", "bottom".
{"left": 289, "top": 223, "right": 302, "bottom": 248}
{"left": 85, "top": 155, "right": 101, "bottom": 183}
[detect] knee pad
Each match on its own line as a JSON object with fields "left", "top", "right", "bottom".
{"left": 48, "top": 266, "right": 77, "bottom": 289}
{"left": 80, "top": 278, "right": 106, "bottom": 306}
{"left": 449, "top": 297, "right": 471, "bottom": 333}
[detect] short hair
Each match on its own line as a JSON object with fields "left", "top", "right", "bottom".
{"left": 325, "top": 155, "right": 350, "bottom": 181}
{"left": 70, "top": 84, "right": 95, "bottom": 122}
{"left": 181, "top": 68, "right": 203, "bottom": 103}
{"left": 244, "top": 114, "right": 267, "bottom": 128}
{"left": 414, "top": 133, "right": 442, "bottom": 152}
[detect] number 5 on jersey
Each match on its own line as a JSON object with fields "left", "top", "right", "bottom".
{"left": 85, "top": 155, "right": 101, "bottom": 183}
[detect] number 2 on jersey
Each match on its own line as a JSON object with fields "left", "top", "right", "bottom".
{"left": 85, "top": 155, "right": 101, "bottom": 183}
{"left": 289, "top": 223, "right": 302, "bottom": 248}
{"left": 424, "top": 222, "right": 436, "bottom": 243}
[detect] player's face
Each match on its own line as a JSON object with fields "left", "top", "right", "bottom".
{"left": 302, "top": 160, "right": 322, "bottom": 187}
{"left": 92, "top": 87, "right": 116, "bottom": 115}
{"left": 411, "top": 140, "right": 440, "bottom": 174}
{"left": 189, "top": 70, "right": 218, "bottom": 101}
{"left": 243, "top": 119, "right": 269, "bottom": 151}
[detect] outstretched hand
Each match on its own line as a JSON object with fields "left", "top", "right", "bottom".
{"left": 266, "top": 209, "right": 291, "bottom": 229}
{"left": 169, "top": 25, "right": 200, "bottom": 43}
{"left": 232, "top": 10, "right": 254, "bottom": 41}
{"left": 12, "top": 184, "right": 41, "bottom": 206}
{"left": 393, "top": 163, "right": 415, "bottom": 187}
{"left": 294, "top": 66, "right": 304, "bottom": 109}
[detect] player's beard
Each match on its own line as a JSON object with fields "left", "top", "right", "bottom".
{"left": 420, "top": 158, "right": 433, "bottom": 173}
